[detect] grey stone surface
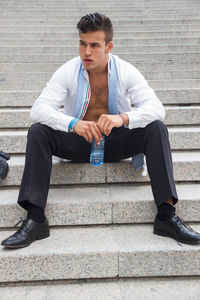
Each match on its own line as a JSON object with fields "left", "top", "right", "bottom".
{"left": 1, "top": 31, "right": 200, "bottom": 39}
{"left": 0, "top": 186, "right": 112, "bottom": 227}
{"left": 1, "top": 13, "right": 200, "bottom": 20}
{"left": 0, "top": 183, "right": 200, "bottom": 227}
{"left": 1, "top": 45, "right": 200, "bottom": 54}
{"left": 1, "top": 79, "right": 200, "bottom": 90}
{"left": 0, "top": 277, "right": 200, "bottom": 300}
{"left": 0, "top": 224, "right": 200, "bottom": 282}
{"left": 1, "top": 127, "right": 200, "bottom": 152}
{"left": 1, "top": 25, "right": 200, "bottom": 33}
{"left": 0, "top": 91, "right": 39, "bottom": 107}
{"left": 165, "top": 106, "right": 200, "bottom": 125}
{"left": 106, "top": 151, "right": 200, "bottom": 183}
{"left": 1, "top": 106, "right": 200, "bottom": 129}
{"left": 1, "top": 152, "right": 200, "bottom": 186}
{"left": 116, "top": 224, "right": 200, "bottom": 277}
{"left": 1, "top": 19, "right": 200, "bottom": 25}
{"left": 0, "top": 88, "right": 199, "bottom": 108}
{"left": 0, "top": 183, "right": 200, "bottom": 228}
{"left": 0, "top": 53, "right": 200, "bottom": 64}
{"left": 0, "top": 226, "right": 119, "bottom": 282}
{"left": 1, "top": 61, "right": 200, "bottom": 72}
{"left": 1, "top": 69, "right": 200, "bottom": 81}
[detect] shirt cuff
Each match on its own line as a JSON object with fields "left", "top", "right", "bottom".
{"left": 124, "top": 110, "right": 141, "bottom": 129}
{"left": 56, "top": 114, "right": 75, "bottom": 132}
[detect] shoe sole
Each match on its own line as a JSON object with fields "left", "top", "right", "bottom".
{"left": 1, "top": 231, "right": 50, "bottom": 249}
{"left": 153, "top": 229, "right": 200, "bottom": 245}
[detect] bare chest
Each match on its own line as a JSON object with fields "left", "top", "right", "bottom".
{"left": 83, "top": 75, "right": 109, "bottom": 121}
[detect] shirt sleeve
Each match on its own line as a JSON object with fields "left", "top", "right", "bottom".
{"left": 123, "top": 62, "right": 166, "bottom": 129}
{"left": 30, "top": 62, "right": 75, "bottom": 133}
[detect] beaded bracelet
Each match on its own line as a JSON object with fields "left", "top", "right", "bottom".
{"left": 119, "top": 114, "right": 125, "bottom": 127}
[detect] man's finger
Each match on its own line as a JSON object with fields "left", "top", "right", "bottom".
{"left": 87, "top": 130, "right": 94, "bottom": 143}
{"left": 90, "top": 126, "right": 101, "bottom": 144}
{"left": 103, "top": 120, "right": 112, "bottom": 135}
{"left": 94, "top": 124, "right": 103, "bottom": 140}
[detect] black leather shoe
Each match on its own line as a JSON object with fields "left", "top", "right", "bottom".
{"left": 154, "top": 214, "right": 200, "bottom": 246}
{"left": 1, "top": 217, "right": 50, "bottom": 248}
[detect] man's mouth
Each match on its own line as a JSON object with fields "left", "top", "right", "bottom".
{"left": 83, "top": 58, "right": 93, "bottom": 64}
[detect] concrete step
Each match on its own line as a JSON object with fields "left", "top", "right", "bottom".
{"left": 0, "top": 89, "right": 199, "bottom": 107}
{"left": 1, "top": 70, "right": 200, "bottom": 81}
{"left": 0, "top": 223, "right": 200, "bottom": 282}
{"left": 0, "top": 37, "right": 200, "bottom": 46}
{"left": 1, "top": 151, "right": 200, "bottom": 187}
{"left": 0, "top": 183, "right": 200, "bottom": 228}
{"left": 0, "top": 61, "right": 200, "bottom": 72}
{"left": 1, "top": 14, "right": 200, "bottom": 20}
{"left": 0, "top": 277, "right": 200, "bottom": 300}
{"left": 1, "top": 106, "right": 200, "bottom": 128}
{"left": 1, "top": 5, "right": 200, "bottom": 10}
{"left": 1, "top": 45, "right": 200, "bottom": 55}
{"left": 1, "top": 79, "right": 200, "bottom": 90}
{"left": 0, "top": 53, "right": 199, "bottom": 63}
{"left": 0, "top": 126, "right": 200, "bottom": 154}
{"left": 1, "top": 19, "right": 200, "bottom": 25}
{"left": 0, "top": 31, "right": 200, "bottom": 38}
{"left": 1, "top": 10, "right": 200, "bottom": 15}
{"left": 1, "top": 25, "right": 200, "bottom": 32}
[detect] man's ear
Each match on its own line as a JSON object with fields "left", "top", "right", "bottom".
{"left": 105, "top": 41, "right": 113, "bottom": 53}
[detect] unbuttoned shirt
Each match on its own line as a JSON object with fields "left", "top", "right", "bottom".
{"left": 30, "top": 54, "right": 166, "bottom": 131}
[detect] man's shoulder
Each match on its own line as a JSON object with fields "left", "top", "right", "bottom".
{"left": 113, "top": 54, "right": 138, "bottom": 73}
{"left": 62, "top": 56, "right": 81, "bottom": 70}
{"left": 113, "top": 54, "right": 142, "bottom": 83}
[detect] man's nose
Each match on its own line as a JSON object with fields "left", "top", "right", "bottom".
{"left": 85, "top": 45, "right": 92, "bottom": 56}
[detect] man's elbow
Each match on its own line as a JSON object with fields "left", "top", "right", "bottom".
{"left": 159, "top": 105, "right": 166, "bottom": 122}
{"left": 30, "top": 105, "right": 38, "bottom": 122}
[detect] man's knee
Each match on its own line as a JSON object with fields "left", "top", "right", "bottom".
{"left": 28, "top": 123, "right": 50, "bottom": 139}
{"left": 145, "top": 120, "right": 168, "bottom": 138}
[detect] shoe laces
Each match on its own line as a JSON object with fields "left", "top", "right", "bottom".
{"left": 14, "top": 217, "right": 29, "bottom": 233}
{"left": 173, "top": 215, "right": 194, "bottom": 247}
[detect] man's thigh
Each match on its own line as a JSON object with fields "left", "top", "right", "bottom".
{"left": 50, "top": 127, "right": 90, "bottom": 162}
{"left": 104, "top": 126, "right": 145, "bottom": 162}
{"left": 50, "top": 125, "right": 145, "bottom": 163}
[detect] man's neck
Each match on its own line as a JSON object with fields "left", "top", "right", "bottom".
{"left": 88, "top": 56, "right": 109, "bottom": 77}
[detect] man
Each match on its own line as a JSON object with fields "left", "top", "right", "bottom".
{"left": 1, "top": 13, "right": 200, "bottom": 248}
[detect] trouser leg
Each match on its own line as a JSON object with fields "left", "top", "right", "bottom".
{"left": 142, "top": 120, "right": 178, "bottom": 208}
{"left": 17, "top": 122, "right": 90, "bottom": 211}
{"left": 104, "top": 120, "right": 179, "bottom": 209}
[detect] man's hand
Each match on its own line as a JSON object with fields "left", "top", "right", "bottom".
{"left": 96, "top": 114, "right": 125, "bottom": 136}
{"left": 74, "top": 120, "right": 103, "bottom": 144}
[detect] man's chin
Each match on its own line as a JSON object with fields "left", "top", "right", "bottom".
{"left": 83, "top": 63, "right": 96, "bottom": 70}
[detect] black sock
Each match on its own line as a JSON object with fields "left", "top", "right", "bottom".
{"left": 157, "top": 202, "right": 176, "bottom": 221}
{"left": 27, "top": 203, "right": 45, "bottom": 224}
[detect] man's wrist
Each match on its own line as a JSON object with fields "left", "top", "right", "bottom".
{"left": 120, "top": 113, "right": 129, "bottom": 127}
{"left": 68, "top": 118, "right": 79, "bottom": 132}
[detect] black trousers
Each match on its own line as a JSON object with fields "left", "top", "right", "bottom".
{"left": 17, "top": 120, "right": 179, "bottom": 211}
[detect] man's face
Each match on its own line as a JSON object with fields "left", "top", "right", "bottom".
{"left": 79, "top": 30, "right": 113, "bottom": 72}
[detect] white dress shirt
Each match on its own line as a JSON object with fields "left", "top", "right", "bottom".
{"left": 30, "top": 53, "right": 166, "bottom": 132}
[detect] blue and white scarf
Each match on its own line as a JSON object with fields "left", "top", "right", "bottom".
{"left": 74, "top": 53, "right": 147, "bottom": 176}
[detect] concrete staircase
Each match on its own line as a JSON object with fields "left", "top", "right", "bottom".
{"left": 0, "top": 0, "right": 200, "bottom": 299}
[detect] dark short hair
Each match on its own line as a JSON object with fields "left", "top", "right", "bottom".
{"left": 76, "top": 13, "right": 113, "bottom": 44}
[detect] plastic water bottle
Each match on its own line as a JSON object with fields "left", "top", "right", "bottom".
{"left": 90, "top": 134, "right": 105, "bottom": 166}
